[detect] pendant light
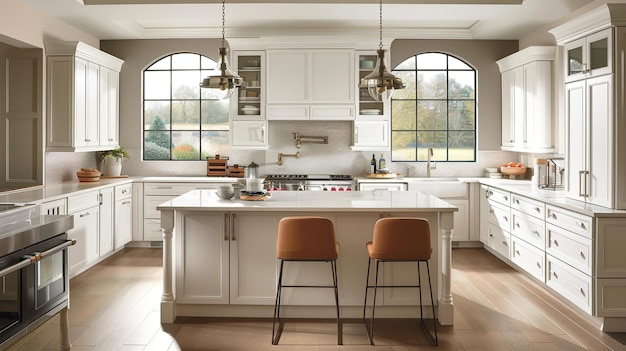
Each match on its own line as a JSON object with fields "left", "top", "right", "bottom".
{"left": 359, "top": 0, "right": 405, "bottom": 102}
{"left": 200, "top": 0, "right": 242, "bottom": 100}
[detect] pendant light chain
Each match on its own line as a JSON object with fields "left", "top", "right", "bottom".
{"left": 221, "top": 0, "right": 226, "bottom": 48}
{"left": 378, "top": 0, "right": 383, "bottom": 51}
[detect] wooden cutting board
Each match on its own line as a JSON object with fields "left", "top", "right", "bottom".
{"left": 364, "top": 173, "right": 398, "bottom": 179}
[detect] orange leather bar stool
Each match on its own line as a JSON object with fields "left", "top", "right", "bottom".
{"left": 363, "top": 217, "right": 438, "bottom": 346}
{"left": 272, "top": 216, "right": 341, "bottom": 345}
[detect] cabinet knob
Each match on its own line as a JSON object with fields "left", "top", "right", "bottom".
{"left": 578, "top": 222, "right": 586, "bottom": 230}
{"left": 552, "top": 271, "right": 558, "bottom": 279}
{"left": 535, "top": 207, "right": 541, "bottom": 213}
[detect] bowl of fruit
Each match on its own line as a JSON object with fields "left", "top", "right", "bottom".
{"left": 501, "top": 162, "right": 527, "bottom": 175}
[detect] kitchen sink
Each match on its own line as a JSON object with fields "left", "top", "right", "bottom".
{"left": 405, "top": 177, "right": 460, "bottom": 181}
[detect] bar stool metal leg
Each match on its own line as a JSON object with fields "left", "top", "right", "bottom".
{"left": 272, "top": 260, "right": 285, "bottom": 345}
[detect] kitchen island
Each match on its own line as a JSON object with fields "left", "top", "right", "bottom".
{"left": 158, "top": 189, "right": 457, "bottom": 325}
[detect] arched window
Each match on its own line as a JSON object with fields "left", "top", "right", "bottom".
{"left": 142, "top": 52, "right": 230, "bottom": 160}
{"left": 391, "top": 52, "right": 476, "bottom": 162}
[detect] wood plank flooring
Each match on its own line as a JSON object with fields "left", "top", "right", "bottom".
{"left": 7, "top": 247, "right": 626, "bottom": 350}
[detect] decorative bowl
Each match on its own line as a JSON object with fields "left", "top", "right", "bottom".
{"left": 76, "top": 168, "right": 101, "bottom": 182}
{"left": 241, "top": 106, "right": 260, "bottom": 115}
{"left": 500, "top": 166, "right": 526, "bottom": 176}
{"left": 216, "top": 186, "right": 235, "bottom": 199}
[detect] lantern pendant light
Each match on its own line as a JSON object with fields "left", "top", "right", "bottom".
{"left": 200, "top": 0, "right": 243, "bottom": 100}
{"left": 359, "top": 0, "right": 405, "bottom": 102}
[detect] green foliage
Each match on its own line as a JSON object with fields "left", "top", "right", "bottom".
{"left": 146, "top": 116, "right": 170, "bottom": 149}
{"left": 172, "top": 144, "right": 199, "bottom": 160}
{"left": 99, "top": 147, "right": 129, "bottom": 162}
{"left": 144, "top": 142, "right": 170, "bottom": 160}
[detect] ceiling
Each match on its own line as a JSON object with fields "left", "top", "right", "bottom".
{"left": 23, "top": 0, "right": 597, "bottom": 41}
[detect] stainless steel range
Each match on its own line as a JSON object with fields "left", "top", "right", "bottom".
{"left": 264, "top": 174, "right": 354, "bottom": 191}
{"left": 0, "top": 203, "right": 75, "bottom": 349}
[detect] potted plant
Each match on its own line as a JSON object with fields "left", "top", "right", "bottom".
{"left": 99, "top": 147, "right": 130, "bottom": 177}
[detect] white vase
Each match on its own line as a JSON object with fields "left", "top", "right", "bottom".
{"left": 102, "top": 157, "right": 123, "bottom": 176}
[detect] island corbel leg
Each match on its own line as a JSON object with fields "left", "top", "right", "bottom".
{"left": 438, "top": 211, "right": 454, "bottom": 325}
{"left": 161, "top": 209, "right": 175, "bottom": 323}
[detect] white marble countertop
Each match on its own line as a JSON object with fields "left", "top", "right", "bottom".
{"left": 0, "top": 178, "right": 136, "bottom": 204}
{"left": 157, "top": 189, "right": 459, "bottom": 213}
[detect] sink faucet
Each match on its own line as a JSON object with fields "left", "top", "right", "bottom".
{"left": 427, "top": 148, "right": 434, "bottom": 177}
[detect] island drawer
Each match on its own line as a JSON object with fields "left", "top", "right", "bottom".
{"left": 546, "top": 205, "right": 592, "bottom": 239}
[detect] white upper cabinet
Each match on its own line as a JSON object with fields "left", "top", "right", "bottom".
{"left": 45, "top": 41, "right": 124, "bottom": 152}
{"left": 551, "top": 4, "right": 626, "bottom": 209}
{"left": 563, "top": 28, "right": 612, "bottom": 83}
{"left": 497, "top": 46, "right": 555, "bottom": 153}
{"left": 266, "top": 49, "right": 355, "bottom": 120}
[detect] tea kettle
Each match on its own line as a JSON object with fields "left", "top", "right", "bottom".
{"left": 244, "top": 162, "right": 259, "bottom": 179}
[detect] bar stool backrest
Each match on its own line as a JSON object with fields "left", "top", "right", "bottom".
{"left": 277, "top": 216, "right": 338, "bottom": 260}
{"left": 370, "top": 217, "right": 432, "bottom": 260}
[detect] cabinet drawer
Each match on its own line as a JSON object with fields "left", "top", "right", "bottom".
{"left": 487, "top": 187, "right": 510, "bottom": 206}
{"left": 488, "top": 222, "right": 510, "bottom": 259}
{"left": 144, "top": 195, "right": 177, "bottom": 218}
{"left": 488, "top": 201, "right": 511, "bottom": 232}
{"left": 115, "top": 183, "right": 132, "bottom": 200}
{"left": 511, "top": 236, "right": 545, "bottom": 282}
{"left": 143, "top": 182, "right": 203, "bottom": 196}
{"left": 546, "top": 205, "right": 592, "bottom": 239}
{"left": 511, "top": 194, "right": 544, "bottom": 220}
{"left": 310, "top": 105, "right": 355, "bottom": 120}
{"left": 144, "top": 219, "right": 164, "bottom": 241}
{"left": 546, "top": 224, "right": 593, "bottom": 275}
{"left": 68, "top": 191, "right": 100, "bottom": 213}
{"left": 266, "top": 105, "right": 309, "bottom": 120}
{"left": 511, "top": 209, "right": 545, "bottom": 250}
{"left": 547, "top": 256, "right": 592, "bottom": 314}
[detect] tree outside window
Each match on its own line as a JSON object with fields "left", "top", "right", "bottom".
{"left": 391, "top": 52, "right": 476, "bottom": 162}
{"left": 143, "top": 52, "right": 230, "bottom": 161}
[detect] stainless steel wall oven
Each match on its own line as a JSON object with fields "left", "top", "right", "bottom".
{"left": 0, "top": 204, "right": 74, "bottom": 349}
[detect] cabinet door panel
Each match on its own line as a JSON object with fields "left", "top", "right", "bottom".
{"left": 565, "top": 81, "right": 586, "bottom": 202}
{"left": 176, "top": 212, "right": 229, "bottom": 304}
{"left": 68, "top": 206, "right": 100, "bottom": 277}
{"left": 230, "top": 213, "right": 278, "bottom": 305}
{"left": 114, "top": 198, "right": 133, "bottom": 249}
{"left": 266, "top": 51, "right": 307, "bottom": 103}
{"left": 587, "top": 75, "right": 612, "bottom": 208}
{"left": 310, "top": 50, "right": 353, "bottom": 103}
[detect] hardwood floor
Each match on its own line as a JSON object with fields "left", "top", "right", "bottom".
{"left": 8, "top": 247, "right": 626, "bottom": 350}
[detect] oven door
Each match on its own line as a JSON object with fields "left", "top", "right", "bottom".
{"left": 0, "top": 251, "right": 24, "bottom": 343}
{"left": 22, "top": 233, "right": 72, "bottom": 322}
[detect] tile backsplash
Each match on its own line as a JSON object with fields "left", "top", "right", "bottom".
{"left": 45, "top": 121, "right": 518, "bottom": 184}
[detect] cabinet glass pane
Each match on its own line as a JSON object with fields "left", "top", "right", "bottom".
{"left": 567, "top": 46, "right": 583, "bottom": 76}
{"left": 589, "top": 37, "right": 608, "bottom": 70}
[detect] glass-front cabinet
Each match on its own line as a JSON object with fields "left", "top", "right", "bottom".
{"left": 564, "top": 28, "right": 612, "bottom": 82}
{"left": 352, "top": 51, "right": 390, "bottom": 151}
{"left": 356, "top": 51, "right": 385, "bottom": 117}
{"left": 232, "top": 51, "right": 264, "bottom": 119}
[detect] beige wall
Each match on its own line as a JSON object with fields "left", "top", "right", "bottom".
{"left": 1, "top": 0, "right": 100, "bottom": 186}
{"left": 100, "top": 38, "right": 518, "bottom": 178}
{"left": 391, "top": 39, "right": 519, "bottom": 151}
